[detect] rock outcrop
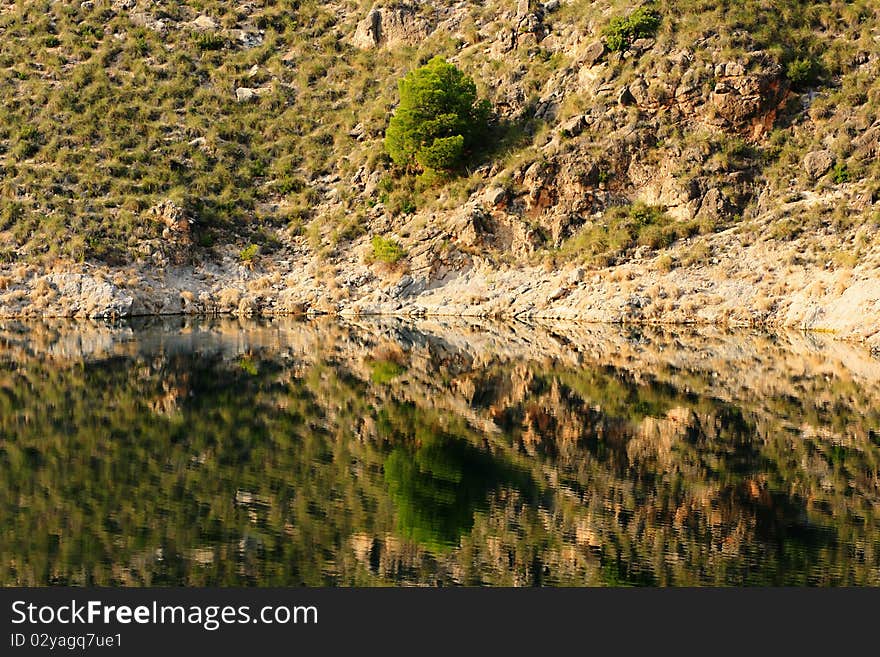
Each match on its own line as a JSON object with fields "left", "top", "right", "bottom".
{"left": 352, "top": 3, "right": 434, "bottom": 49}
{"left": 803, "top": 150, "right": 835, "bottom": 179}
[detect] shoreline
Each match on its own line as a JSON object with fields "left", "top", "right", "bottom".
{"left": 1, "top": 295, "right": 877, "bottom": 356}
{"left": 2, "top": 245, "right": 879, "bottom": 352}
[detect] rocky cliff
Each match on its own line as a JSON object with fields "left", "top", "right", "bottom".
{"left": 0, "top": 1, "right": 878, "bottom": 347}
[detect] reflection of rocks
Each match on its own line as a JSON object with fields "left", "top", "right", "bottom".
{"left": 628, "top": 407, "right": 697, "bottom": 466}
{"left": 2, "top": 318, "right": 879, "bottom": 586}
{"left": 149, "top": 375, "right": 190, "bottom": 416}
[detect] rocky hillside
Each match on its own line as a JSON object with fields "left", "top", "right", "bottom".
{"left": 1, "top": 1, "right": 879, "bottom": 346}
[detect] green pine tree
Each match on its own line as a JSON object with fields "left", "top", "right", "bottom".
{"left": 384, "top": 56, "right": 490, "bottom": 173}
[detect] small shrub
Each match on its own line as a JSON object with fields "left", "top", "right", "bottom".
{"left": 681, "top": 240, "right": 711, "bottom": 266}
{"left": 0, "top": 202, "right": 24, "bottom": 231}
{"left": 559, "top": 202, "right": 682, "bottom": 267}
{"left": 786, "top": 58, "right": 819, "bottom": 90}
{"left": 12, "top": 126, "right": 41, "bottom": 160}
{"left": 831, "top": 163, "right": 851, "bottom": 184}
{"left": 603, "top": 7, "right": 661, "bottom": 52}
{"left": 194, "top": 33, "right": 225, "bottom": 51}
{"left": 239, "top": 244, "right": 260, "bottom": 261}
{"left": 275, "top": 176, "right": 306, "bottom": 195}
{"left": 369, "top": 235, "right": 406, "bottom": 265}
{"left": 656, "top": 254, "right": 675, "bottom": 272}
{"left": 769, "top": 217, "right": 802, "bottom": 241}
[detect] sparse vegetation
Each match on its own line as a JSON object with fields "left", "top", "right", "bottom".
{"left": 0, "top": 0, "right": 876, "bottom": 318}
{"left": 832, "top": 163, "right": 851, "bottom": 184}
{"left": 238, "top": 244, "right": 260, "bottom": 262}
{"left": 560, "top": 203, "right": 694, "bottom": 267}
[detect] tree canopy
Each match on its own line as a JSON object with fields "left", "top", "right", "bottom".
{"left": 384, "top": 56, "right": 491, "bottom": 172}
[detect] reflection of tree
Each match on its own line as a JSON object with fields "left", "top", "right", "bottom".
{"left": 384, "top": 433, "right": 532, "bottom": 551}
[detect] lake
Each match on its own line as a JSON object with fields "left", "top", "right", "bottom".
{"left": 1, "top": 317, "right": 878, "bottom": 586}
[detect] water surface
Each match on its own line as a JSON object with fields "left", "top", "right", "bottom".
{"left": 1, "top": 318, "right": 878, "bottom": 586}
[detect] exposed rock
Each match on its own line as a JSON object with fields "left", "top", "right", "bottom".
{"left": 548, "top": 286, "right": 567, "bottom": 301}
{"left": 695, "top": 187, "right": 735, "bottom": 222}
{"left": 630, "top": 38, "right": 655, "bottom": 52}
{"left": 352, "top": 8, "right": 382, "bottom": 48}
{"left": 191, "top": 15, "right": 218, "bottom": 31}
{"left": 235, "top": 30, "right": 264, "bottom": 49}
{"left": 516, "top": 10, "right": 548, "bottom": 47}
{"left": 351, "top": 4, "right": 433, "bottom": 50}
{"left": 559, "top": 115, "right": 586, "bottom": 137}
{"left": 130, "top": 12, "right": 167, "bottom": 33}
{"left": 45, "top": 273, "right": 133, "bottom": 319}
{"left": 149, "top": 200, "right": 191, "bottom": 237}
{"left": 452, "top": 205, "right": 494, "bottom": 247}
{"left": 853, "top": 122, "right": 880, "bottom": 160}
{"left": 236, "top": 87, "right": 258, "bottom": 102}
{"left": 483, "top": 186, "right": 508, "bottom": 207}
{"left": 707, "top": 56, "right": 788, "bottom": 136}
{"left": 803, "top": 150, "right": 834, "bottom": 179}
{"left": 566, "top": 267, "right": 585, "bottom": 285}
{"left": 580, "top": 40, "right": 605, "bottom": 68}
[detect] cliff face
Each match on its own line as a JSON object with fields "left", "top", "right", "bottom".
{"left": 0, "top": 1, "right": 878, "bottom": 346}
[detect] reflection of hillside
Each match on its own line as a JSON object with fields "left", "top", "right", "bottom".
{"left": 0, "top": 318, "right": 877, "bottom": 585}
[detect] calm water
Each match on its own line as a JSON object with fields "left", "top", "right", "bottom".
{"left": 1, "top": 318, "right": 878, "bottom": 586}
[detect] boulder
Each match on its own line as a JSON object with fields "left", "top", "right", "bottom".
{"left": 707, "top": 57, "right": 788, "bottom": 135}
{"left": 191, "top": 15, "right": 218, "bottom": 31}
{"left": 695, "top": 188, "right": 735, "bottom": 222}
{"left": 483, "top": 186, "right": 508, "bottom": 207}
{"left": 235, "top": 87, "right": 259, "bottom": 103}
{"left": 453, "top": 205, "right": 494, "bottom": 247}
{"left": 566, "top": 267, "right": 585, "bottom": 285}
{"left": 853, "top": 122, "right": 880, "bottom": 160}
{"left": 802, "top": 150, "right": 834, "bottom": 179}
{"left": 559, "top": 115, "right": 586, "bottom": 137}
{"left": 581, "top": 40, "right": 605, "bottom": 68}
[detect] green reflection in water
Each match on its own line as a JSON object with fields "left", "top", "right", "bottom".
{"left": 383, "top": 430, "right": 534, "bottom": 552}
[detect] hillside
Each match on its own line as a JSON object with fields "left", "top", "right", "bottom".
{"left": 1, "top": 0, "right": 879, "bottom": 346}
